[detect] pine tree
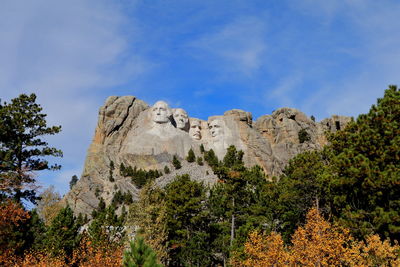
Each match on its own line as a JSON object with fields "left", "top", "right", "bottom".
{"left": 88, "top": 204, "right": 125, "bottom": 247}
{"left": 163, "top": 174, "right": 210, "bottom": 266}
{"left": 69, "top": 175, "right": 78, "bottom": 189}
{"left": 109, "top": 160, "right": 115, "bottom": 182}
{"left": 196, "top": 156, "right": 204, "bottom": 166}
{"left": 327, "top": 85, "right": 400, "bottom": 240}
{"left": 45, "top": 206, "right": 80, "bottom": 258}
{"left": 0, "top": 93, "right": 62, "bottom": 203}
{"left": 204, "top": 149, "right": 219, "bottom": 168}
{"left": 186, "top": 148, "right": 195, "bottom": 163}
{"left": 274, "top": 150, "right": 330, "bottom": 241}
{"left": 123, "top": 236, "right": 163, "bottom": 267}
{"left": 164, "top": 165, "right": 170, "bottom": 174}
{"left": 172, "top": 155, "right": 181, "bottom": 170}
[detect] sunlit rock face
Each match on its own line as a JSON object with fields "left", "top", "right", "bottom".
{"left": 64, "top": 96, "right": 350, "bottom": 217}
{"left": 173, "top": 108, "right": 189, "bottom": 131}
{"left": 189, "top": 118, "right": 202, "bottom": 140}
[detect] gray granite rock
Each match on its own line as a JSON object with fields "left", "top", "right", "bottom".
{"left": 64, "top": 98, "right": 351, "bottom": 217}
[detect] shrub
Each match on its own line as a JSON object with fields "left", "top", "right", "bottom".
{"left": 186, "top": 149, "right": 196, "bottom": 163}
{"left": 298, "top": 129, "right": 311, "bottom": 143}
{"left": 172, "top": 155, "right": 181, "bottom": 170}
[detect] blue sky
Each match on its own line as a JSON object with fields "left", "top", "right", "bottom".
{"left": 1, "top": 0, "right": 399, "bottom": 196}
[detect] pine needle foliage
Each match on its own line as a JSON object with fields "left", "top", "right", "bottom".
{"left": 123, "top": 236, "right": 163, "bottom": 267}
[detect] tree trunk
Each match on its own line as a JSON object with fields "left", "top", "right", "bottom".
{"left": 230, "top": 197, "right": 235, "bottom": 247}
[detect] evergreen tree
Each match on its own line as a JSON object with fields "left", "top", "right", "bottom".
{"left": 200, "top": 144, "right": 205, "bottom": 153}
{"left": 172, "top": 155, "right": 181, "bottom": 170}
{"left": 45, "top": 206, "right": 80, "bottom": 258}
{"left": 197, "top": 156, "right": 204, "bottom": 166}
{"left": 123, "top": 236, "right": 163, "bottom": 267}
{"left": 24, "top": 209, "right": 47, "bottom": 251}
{"left": 209, "top": 146, "right": 272, "bottom": 262}
{"left": 327, "top": 85, "right": 400, "bottom": 240}
{"left": 164, "top": 174, "right": 211, "bottom": 266}
{"left": 186, "top": 148, "right": 196, "bottom": 163}
{"left": 273, "top": 150, "right": 330, "bottom": 241}
{"left": 164, "top": 165, "right": 170, "bottom": 174}
{"left": 204, "top": 149, "right": 219, "bottom": 168}
{"left": 0, "top": 93, "right": 62, "bottom": 203}
{"left": 89, "top": 204, "right": 125, "bottom": 247}
{"left": 69, "top": 175, "right": 78, "bottom": 189}
{"left": 109, "top": 160, "right": 115, "bottom": 182}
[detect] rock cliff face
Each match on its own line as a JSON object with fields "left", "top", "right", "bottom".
{"left": 64, "top": 96, "right": 351, "bottom": 216}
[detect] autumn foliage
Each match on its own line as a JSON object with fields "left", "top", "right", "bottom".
{"left": 241, "top": 208, "right": 400, "bottom": 266}
{"left": 0, "top": 200, "right": 30, "bottom": 263}
{"left": 1, "top": 237, "right": 123, "bottom": 267}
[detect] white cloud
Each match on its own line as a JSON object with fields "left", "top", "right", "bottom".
{"left": 188, "top": 16, "right": 268, "bottom": 77}
{"left": 278, "top": 1, "right": 400, "bottom": 118}
{"left": 0, "top": 0, "right": 148, "bottom": 193}
{"left": 265, "top": 72, "right": 304, "bottom": 108}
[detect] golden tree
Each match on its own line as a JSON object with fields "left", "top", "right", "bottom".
{"left": 242, "top": 207, "right": 400, "bottom": 266}
{"left": 242, "top": 231, "right": 289, "bottom": 266}
{"left": 345, "top": 234, "right": 400, "bottom": 267}
{"left": 289, "top": 208, "right": 352, "bottom": 266}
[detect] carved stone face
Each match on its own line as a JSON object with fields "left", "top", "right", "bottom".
{"left": 173, "top": 108, "right": 189, "bottom": 130}
{"left": 208, "top": 118, "right": 224, "bottom": 138}
{"left": 152, "top": 101, "right": 171, "bottom": 123}
{"left": 189, "top": 119, "right": 202, "bottom": 140}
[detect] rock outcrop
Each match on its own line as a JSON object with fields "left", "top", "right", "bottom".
{"left": 64, "top": 96, "right": 351, "bottom": 216}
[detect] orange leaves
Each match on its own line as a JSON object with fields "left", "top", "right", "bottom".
{"left": 241, "top": 208, "right": 400, "bottom": 266}
{"left": 1, "top": 234, "right": 123, "bottom": 266}
{"left": 0, "top": 199, "right": 30, "bottom": 260}
{"left": 243, "top": 231, "right": 289, "bottom": 266}
{"left": 290, "top": 208, "right": 351, "bottom": 266}
{"left": 346, "top": 234, "right": 400, "bottom": 267}
{"left": 0, "top": 199, "right": 30, "bottom": 230}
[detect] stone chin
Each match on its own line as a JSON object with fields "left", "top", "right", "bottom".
{"left": 153, "top": 115, "right": 170, "bottom": 124}
{"left": 176, "top": 120, "right": 187, "bottom": 129}
{"left": 190, "top": 132, "right": 201, "bottom": 140}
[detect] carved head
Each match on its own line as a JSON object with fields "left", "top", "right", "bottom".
{"left": 189, "top": 119, "right": 202, "bottom": 140}
{"left": 152, "top": 101, "right": 172, "bottom": 123}
{"left": 173, "top": 108, "right": 189, "bottom": 130}
{"left": 208, "top": 117, "right": 224, "bottom": 138}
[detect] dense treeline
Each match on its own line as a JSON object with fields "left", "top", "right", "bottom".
{"left": 1, "top": 85, "right": 399, "bottom": 266}
{"left": 128, "top": 85, "right": 400, "bottom": 266}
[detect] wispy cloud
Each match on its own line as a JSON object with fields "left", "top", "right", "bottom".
{"left": 188, "top": 16, "right": 268, "bottom": 78}
{"left": 267, "top": 0, "right": 400, "bottom": 118}
{"left": 0, "top": 0, "right": 149, "bottom": 193}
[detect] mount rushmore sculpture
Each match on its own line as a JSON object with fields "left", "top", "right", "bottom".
{"left": 64, "top": 95, "right": 350, "bottom": 216}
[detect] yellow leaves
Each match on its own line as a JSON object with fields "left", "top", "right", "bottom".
{"left": 243, "top": 231, "right": 289, "bottom": 266}
{"left": 241, "top": 208, "right": 400, "bottom": 267}
{"left": 290, "top": 208, "right": 351, "bottom": 266}
{"left": 2, "top": 236, "right": 123, "bottom": 266}
{"left": 346, "top": 234, "right": 400, "bottom": 267}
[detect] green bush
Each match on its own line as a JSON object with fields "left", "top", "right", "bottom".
{"left": 123, "top": 236, "right": 163, "bottom": 267}
{"left": 298, "top": 129, "right": 311, "bottom": 143}
{"left": 172, "top": 155, "right": 182, "bottom": 170}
